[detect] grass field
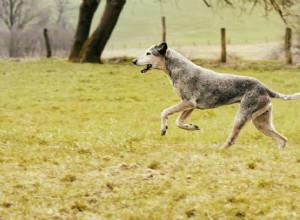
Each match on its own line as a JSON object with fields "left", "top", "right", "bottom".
{"left": 0, "top": 59, "right": 300, "bottom": 219}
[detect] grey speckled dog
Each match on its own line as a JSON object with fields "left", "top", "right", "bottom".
{"left": 133, "top": 42, "right": 300, "bottom": 149}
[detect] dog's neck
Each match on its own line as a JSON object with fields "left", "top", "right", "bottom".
{"left": 161, "top": 48, "right": 198, "bottom": 78}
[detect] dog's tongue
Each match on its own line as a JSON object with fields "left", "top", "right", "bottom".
{"left": 141, "top": 64, "right": 152, "bottom": 73}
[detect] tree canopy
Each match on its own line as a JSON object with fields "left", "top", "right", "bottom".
{"left": 201, "top": 0, "right": 300, "bottom": 24}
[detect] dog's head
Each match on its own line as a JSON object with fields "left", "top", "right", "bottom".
{"left": 132, "top": 42, "right": 168, "bottom": 73}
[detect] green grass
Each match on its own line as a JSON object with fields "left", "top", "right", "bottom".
{"left": 0, "top": 59, "right": 300, "bottom": 219}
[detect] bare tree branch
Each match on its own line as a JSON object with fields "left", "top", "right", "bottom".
{"left": 270, "top": 0, "right": 286, "bottom": 23}
{"left": 224, "top": 0, "right": 233, "bottom": 6}
{"left": 0, "top": 0, "right": 46, "bottom": 30}
{"left": 203, "top": 0, "right": 211, "bottom": 7}
{"left": 250, "top": 0, "right": 259, "bottom": 14}
{"left": 200, "top": 0, "right": 300, "bottom": 24}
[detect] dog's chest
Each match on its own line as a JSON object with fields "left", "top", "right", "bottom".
{"left": 172, "top": 81, "right": 195, "bottom": 101}
{"left": 172, "top": 85, "right": 183, "bottom": 98}
{"left": 168, "top": 73, "right": 197, "bottom": 99}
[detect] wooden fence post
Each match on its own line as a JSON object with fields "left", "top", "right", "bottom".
{"left": 285, "top": 27, "right": 292, "bottom": 65}
{"left": 221, "top": 27, "right": 226, "bottom": 63}
{"left": 43, "top": 28, "right": 52, "bottom": 58}
{"left": 162, "top": 16, "right": 166, "bottom": 42}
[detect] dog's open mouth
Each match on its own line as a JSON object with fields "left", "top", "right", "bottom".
{"left": 141, "top": 64, "right": 152, "bottom": 73}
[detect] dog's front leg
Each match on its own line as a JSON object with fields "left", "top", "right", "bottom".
{"left": 176, "top": 109, "right": 199, "bottom": 131}
{"left": 160, "top": 101, "right": 195, "bottom": 135}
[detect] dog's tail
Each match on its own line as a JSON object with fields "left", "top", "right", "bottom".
{"left": 267, "top": 89, "right": 300, "bottom": 100}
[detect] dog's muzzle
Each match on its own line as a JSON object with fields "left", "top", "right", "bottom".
{"left": 132, "top": 59, "right": 152, "bottom": 73}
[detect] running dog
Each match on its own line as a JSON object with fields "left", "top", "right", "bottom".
{"left": 132, "top": 42, "right": 300, "bottom": 149}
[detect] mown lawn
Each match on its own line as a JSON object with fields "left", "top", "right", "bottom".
{"left": 0, "top": 59, "right": 299, "bottom": 219}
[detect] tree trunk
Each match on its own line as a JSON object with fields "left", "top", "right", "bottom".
{"left": 68, "top": 0, "right": 100, "bottom": 62}
{"left": 80, "top": 0, "right": 126, "bottom": 63}
{"left": 285, "top": 27, "right": 292, "bottom": 65}
{"left": 162, "top": 16, "right": 166, "bottom": 42}
{"left": 43, "top": 28, "right": 52, "bottom": 58}
{"left": 220, "top": 27, "right": 226, "bottom": 63}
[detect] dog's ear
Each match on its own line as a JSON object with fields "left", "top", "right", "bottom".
{"left": 157, "top": 42, "right": 168, "bottom": 56}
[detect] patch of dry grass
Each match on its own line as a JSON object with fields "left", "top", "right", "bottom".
{"left": 0, "top": 59, "right": 299, "bottom": 219}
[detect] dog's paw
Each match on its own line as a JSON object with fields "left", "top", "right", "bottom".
{"left": 161, "top": 125, "right": 168, "bottom": 136}
{"left": 179, "top": 123, "right": 200, "bottom": 131}
{"left": 189, "top": 124, "right": 200, "bottom": 130}
{"left": 219, "top": 142, "right": 232, "bottom": 150}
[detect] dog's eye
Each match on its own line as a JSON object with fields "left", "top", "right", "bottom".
{"left": 146, "top": 52, "right": 151, "bottom": 56}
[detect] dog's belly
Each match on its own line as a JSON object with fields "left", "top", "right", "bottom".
{"left": 175, "top": 84, "right": 243, "bottom": 109}
{"left": 194, "top": 87, "right": 243, "bottom": 109}
{"left": 195, "top": 96, "right": 241, "bottom": 109}
{"left": 173, "top": 73, "right": 259, "bottom": 109}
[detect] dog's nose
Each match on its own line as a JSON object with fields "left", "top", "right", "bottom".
{"left": 132, "top": 59, "right": 137, "bottom": 65}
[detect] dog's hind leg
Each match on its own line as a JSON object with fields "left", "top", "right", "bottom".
{"left": 161, "top": 101, "right": 195, "bottom": 135}
{"left": 220, "top": 108, "right": 250, "bottom": 149}
{"left": 176, "top": 109, "right": 200, "bottom": 131}
{"left": 252, "top": 105, "right": 287, "bottom": 149}
{"left": 220, "top": 87, "right": 276, "bottom": 149}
